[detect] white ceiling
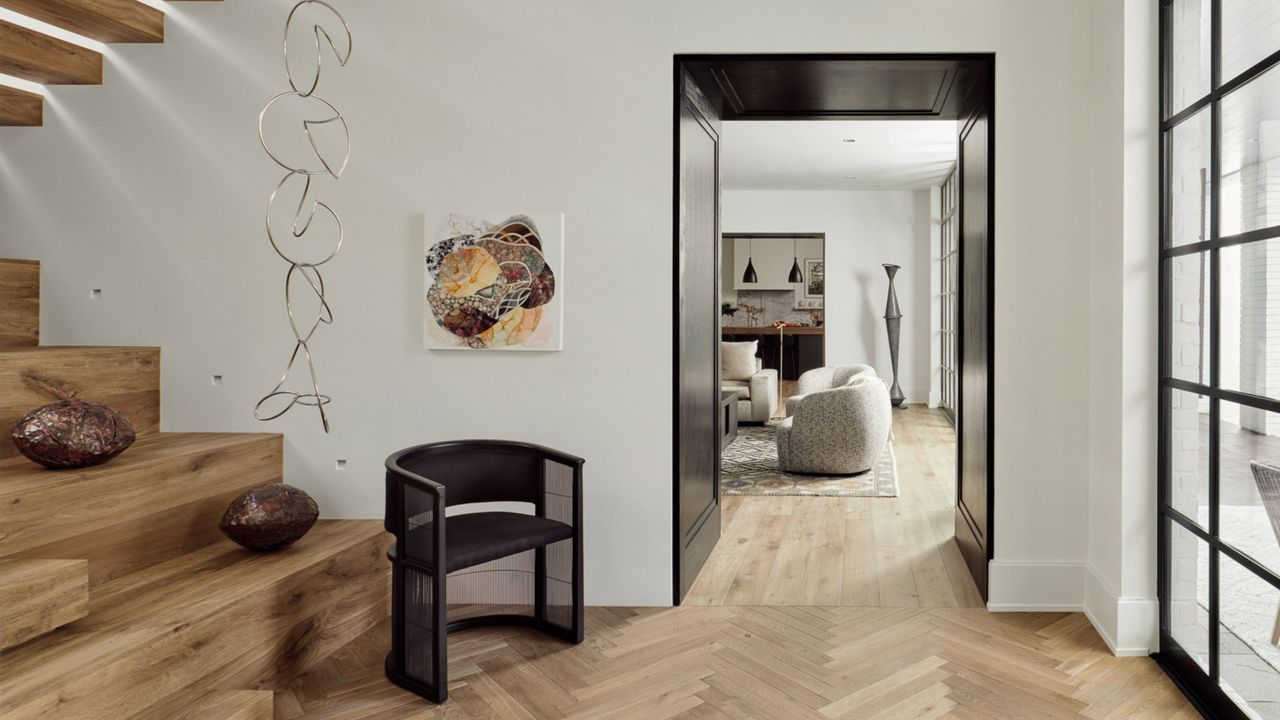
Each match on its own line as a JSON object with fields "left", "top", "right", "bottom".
{"left": 720, "top": 120, "right": 958, "bottom": 192}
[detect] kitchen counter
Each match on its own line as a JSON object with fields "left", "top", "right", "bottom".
{"left": 721, "top": 325, "right": 825, "bottom": 336}
{"left": 721, "top": 326, "right": 825, "bottom": 380}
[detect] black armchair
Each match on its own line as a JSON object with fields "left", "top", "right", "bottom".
{"left": 383, "top": 440, "right": 584, "bottom": 703}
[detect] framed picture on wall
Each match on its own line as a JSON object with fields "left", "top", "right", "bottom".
{"left": 803, "top": 258, "right": 824, "bottom": 299}
{"left": 423, "top": 212, "right": 564, "bottom": 351}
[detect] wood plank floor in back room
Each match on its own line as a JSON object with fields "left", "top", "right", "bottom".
{"left": 685, "top": 403, "right": 979, "bottom": 608}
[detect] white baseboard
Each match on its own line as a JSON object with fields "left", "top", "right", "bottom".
{"left": 898, "top": 387, "right": 928, "bottom": 406}
{"left": 986, "top": 560, "right": 1085, "bottom": 611}
{"left": 986, "top": 602, "right": 1086, "bottom": 612}
{"left": 986, "top": 561, "right": 1155, "bottom": 657}
{"left": 1083, "top": 565, "right": 1157, "bottom": 656}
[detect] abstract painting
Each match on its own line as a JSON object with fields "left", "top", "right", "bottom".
{"left": 424, "top": 212, "right": 563, "bottom": 351}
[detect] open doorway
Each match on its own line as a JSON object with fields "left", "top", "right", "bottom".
{"left": 673, "top": 55, "right": 994, "bottom": 606}
{"left": 690, "top": 123, "right": 971, "bottom": 607}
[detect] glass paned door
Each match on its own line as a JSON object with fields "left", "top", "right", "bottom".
{"left": 939, "top": 166, "right": 958, "bottom": 424}
{"left": 1158, "top": 1, "right": 1280, "bottom": 716}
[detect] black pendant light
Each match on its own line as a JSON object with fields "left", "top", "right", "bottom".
{"left": 742, "top": 237, "right": 758, "bottom": 283}
{"left": 788, "top": 237, "right": 804, "bottom": 283}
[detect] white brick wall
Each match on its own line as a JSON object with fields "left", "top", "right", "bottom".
{"left": 1223, "top": 0, "right": 1280, "bottom": 81}
{"left": 1235, "top": 124, "right": 1279, "bottom": 433}
{"left": 1167, "top": 80, "right": 1209, "bottom": 650}
{"left": 1170, "top": 0, "right": 1211, "bottom": 113}
{"left": 1169, "top": 522, "right": 1208, "bottom": 662}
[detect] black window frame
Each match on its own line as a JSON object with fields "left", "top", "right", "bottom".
{"left": 939, "top": 164, "right": 958, "bottom": 424}
{"left": 1156, "top": 0, "right": 1280, "bottom": 716}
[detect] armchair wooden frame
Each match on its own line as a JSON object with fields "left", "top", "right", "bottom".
{"left": 383, "top": 440, "right": 584, "bottom": 703}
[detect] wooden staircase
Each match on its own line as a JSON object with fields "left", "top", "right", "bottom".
{"left": 0, "top": 258, "right": 391, "bottom": 719}
{"left": 0, "top": 0, "right": 221, "bottom": 126}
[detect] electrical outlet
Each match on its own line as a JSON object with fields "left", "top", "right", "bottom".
{"left": 211, "top": 375, "right": 223, "bottom": 386}
{"left": 90, "top": 288, "right": 102, "bottom": 299}
{"left": 335, "top": 459, "right": 347, "bottom": 470}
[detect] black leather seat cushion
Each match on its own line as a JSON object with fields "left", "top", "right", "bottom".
{"left": 400, "top": 511, "right": 573, "bottom": 573}
{"left": 446, "top": 512, "right": 572, "bottom": 572}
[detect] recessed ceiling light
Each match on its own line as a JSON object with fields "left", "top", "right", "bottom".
{"left": 842, "top": 139, "right": 857, "bottom": 143}
{"left": 844, "top": 176, "right": 857, "bottom": 180}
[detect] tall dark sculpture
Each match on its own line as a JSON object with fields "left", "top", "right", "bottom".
{"left": 883, "top": 264, "right": 905, "bottom": 407}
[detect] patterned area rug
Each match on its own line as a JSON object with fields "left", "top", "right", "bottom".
{"left": 722, "top": 423, "right": 898, "bottom": 497}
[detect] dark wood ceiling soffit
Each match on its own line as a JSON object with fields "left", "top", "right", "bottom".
{"left": 685, "top": 58, "right": 984, "bottom": 121}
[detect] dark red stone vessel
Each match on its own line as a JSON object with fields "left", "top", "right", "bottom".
{"left": 11, "top": 399, "right": 136, "bottom": 469}
{"left": 219, "top": 484, "right": 319, "bottom": 552}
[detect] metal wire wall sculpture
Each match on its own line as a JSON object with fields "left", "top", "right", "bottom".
{"left": 254, "top": 0, "right": 351, "bottom": 433}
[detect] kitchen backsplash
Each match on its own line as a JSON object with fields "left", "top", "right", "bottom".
{"left": 724, "top": 289, "right": 824, "bottom": 327}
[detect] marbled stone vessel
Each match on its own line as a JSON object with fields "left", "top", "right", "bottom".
{"left": 220, "top": 484, "right": 319, "bottom": 551}
{"left": 11, "top": 399, "right": 136, "bottom": 469}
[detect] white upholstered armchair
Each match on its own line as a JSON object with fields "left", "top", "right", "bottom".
{"left": 721, "top": 341, "right": 778, "bottom": 423}
{"left": 784, "top": 364, "right": 876, "bottom": 417}
{"left": 722, "top": 358, "right": 778, "bottom": 423}
{"left": 777, "top": 365, "right": 891, "bottom": 475}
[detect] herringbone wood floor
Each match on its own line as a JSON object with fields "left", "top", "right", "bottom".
{"left": 276, "top": 607, "right": 1198, "bottom": 719}
{"left": 275, "top": 406, "right": 1196, "bottom": 718}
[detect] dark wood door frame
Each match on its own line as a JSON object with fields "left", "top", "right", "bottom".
{"left": 953, "top": 68, "right": 995, "bottom": 599}
{"left": 673, "top": 66, "right": 724, "bottom": 603}
{"left": 673, "top": 54, "right": 996, "bottom": 605}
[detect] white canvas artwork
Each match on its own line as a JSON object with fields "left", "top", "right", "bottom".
{"left": 423, "top": 212, "right": 564, "bottom": 351}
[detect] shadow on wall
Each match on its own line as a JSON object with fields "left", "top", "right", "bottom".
{"left": 855, "top": 268, "right": 879, "bottom": 370}
{"left": 405, "top": 213, "right": 427, "bottom": 354}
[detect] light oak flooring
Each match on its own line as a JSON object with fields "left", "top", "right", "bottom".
{"left": 275, "top": 397, "right": 1197, "bottom": 718}
{"left": 277, "top": 607, "right": 1199, "bottom": 719}
{"left": 686, "top": 403, "right": 981, "bottom": 607}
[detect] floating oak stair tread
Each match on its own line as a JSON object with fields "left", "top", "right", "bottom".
{"left": 0, "top": 558, "right": 88, "bottom": 651}
{"left": 0, "top": 259, "right": 38, "bottom": 346}
{"left": 0, "top": 19, "right": 102, "bottom": 85}
{"left": 0, "top": 520, "right": 390, "bottom": 720}
{"left": 0, "top": 345, "right": 160, "bottom": 460}
{"left": 130, "top": 689, "right": 273, "bottom": 720}
{"left": 0, "top": 85, "right": 41, "bottom": 126}
{"left": 0, "top": 0, "right": 163, "bottom": 43}
{"left": 0, "top": 431, "right": 282, "bottom": 586}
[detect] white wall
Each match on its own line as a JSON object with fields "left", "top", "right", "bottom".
{"left": 0, "top": 0, "right": 1101, "bottom": 608}
{"left": 722, "top": 190, "right": 933, "bottom": 403}
{"left": 1084, "top": 0, "right": 1159, "bottom": 654}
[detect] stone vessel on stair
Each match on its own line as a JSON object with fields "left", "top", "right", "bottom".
{"left": 11, "top": 399, "right": 136, "bottom": 469}
{"left": 220, "top": 483, "right": 320, "bottom": 551}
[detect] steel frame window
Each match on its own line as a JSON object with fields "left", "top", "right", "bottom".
{"left": 939, "top": 165, "right": 958, "bottom": 424}
{"left": 1156, "top": 0, "right": 1280, "bottom": 716}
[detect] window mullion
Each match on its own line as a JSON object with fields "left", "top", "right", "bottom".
{"left": 1206, "top": 0, "right": 1222, "bottom": 686}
